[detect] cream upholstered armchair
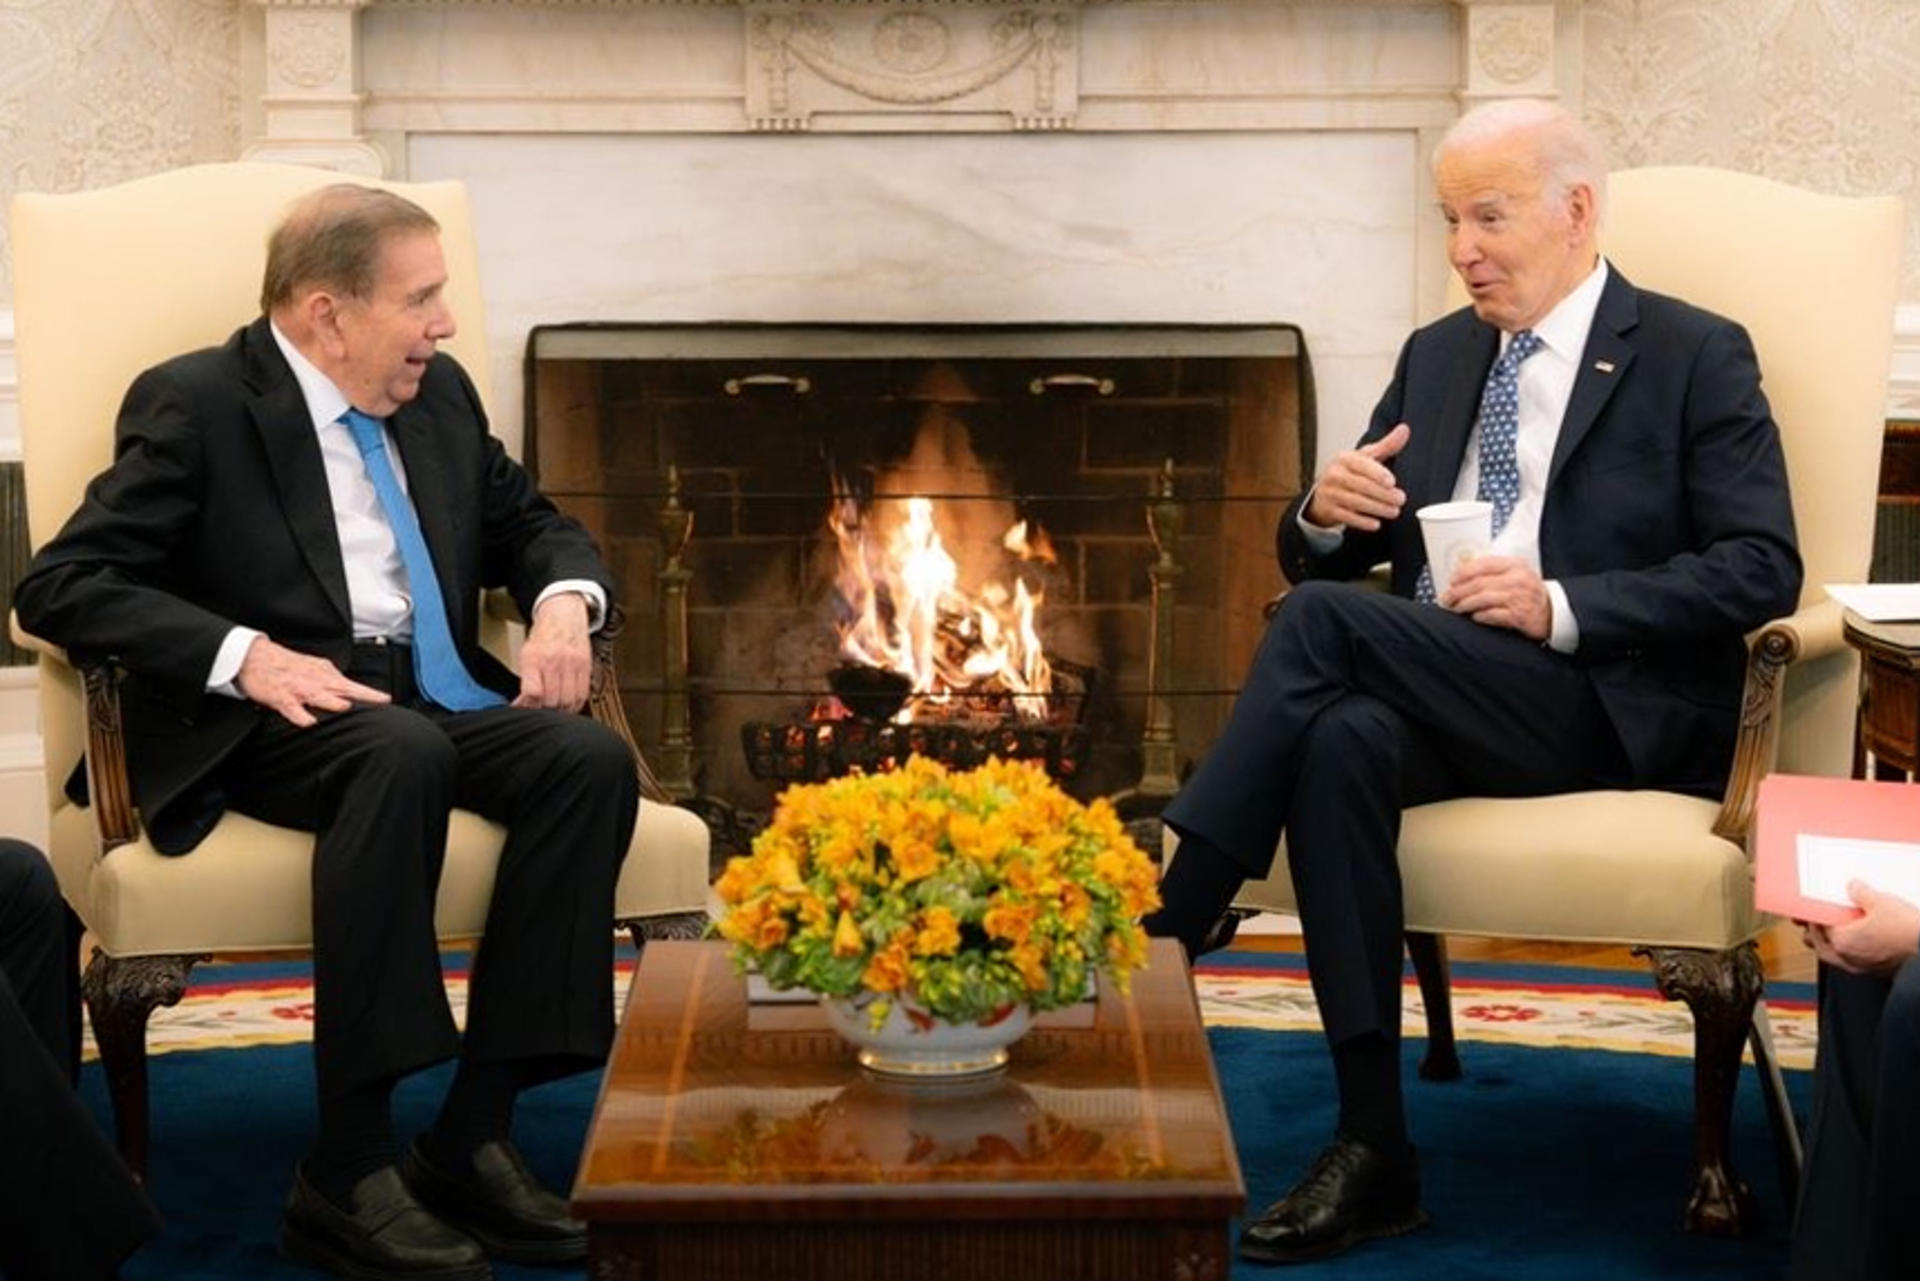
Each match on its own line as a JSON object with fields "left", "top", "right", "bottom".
{"left": 1225, "top": 168, "right": 1903, "bottom": 1234}
{"left": 9, "top": 163, "right": 712, "bottom": 1176}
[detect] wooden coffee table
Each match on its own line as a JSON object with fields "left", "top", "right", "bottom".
{"left": 572, "top": 938, "right": 1244, "bottom": 1281}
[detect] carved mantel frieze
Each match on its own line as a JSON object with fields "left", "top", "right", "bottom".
{"left": 745, "top": 3, "right": 1078, "bottom": 131}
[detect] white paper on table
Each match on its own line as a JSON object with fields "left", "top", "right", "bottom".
{"left": 1797, "top": 833, "right": 1920, "bottom": 907}
{"left": 1824, "top": 582, "right": 1920, "bottom": 622}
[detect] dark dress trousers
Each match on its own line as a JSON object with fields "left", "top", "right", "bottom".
{"left": 14, "top": 319, "right": 640, "bottom": 1098}
{"left": 1789, "top": 959, "right": 1920, "bottom": 1281}
{"left": 0, "top": 840, "right": 159, "bottom": 1280}
{"left": 1162, "top": 270, "right": 1802, "bottom": 1047}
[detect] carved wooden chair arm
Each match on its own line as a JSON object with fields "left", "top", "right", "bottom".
{"left": 9, "top": 612, "right": 141, "bottom": 853}
{"left": 1711, "top": 596, "right": 1847, "bottom": 845}
{"left": 76, "top": 659, "right": 141, "bottom": 851}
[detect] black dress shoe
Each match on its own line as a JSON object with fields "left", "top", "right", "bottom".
{"left": 281, "top": 1165, "right": 491, "bottom": 1281}
{"left": 400, "top": 1138, "right": 587, "bottom": 1265}
{"left": 1238, "top": 1133, "right": 1428, "bottom": 1265}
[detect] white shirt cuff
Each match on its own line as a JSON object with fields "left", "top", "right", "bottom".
{"left": 1544, "top": 581, "right": 1579, "bottom": 653}
{"left": 534, "top": 581, "right": 607, "bottom": 632}
{"left": 208, "top": 626, "right": 265, "bottom": 698}
{"left": 1296, "top": 488, "right": 1345, "bottom": 554}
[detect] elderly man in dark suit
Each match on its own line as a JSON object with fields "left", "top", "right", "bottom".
{"left": 1144, "top": 98, "right": 1802, "bottom": 1265}
{"left": 16, "top": 185, "right": 638, "bottom": 1281}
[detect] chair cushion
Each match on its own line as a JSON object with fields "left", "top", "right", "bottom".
{"left": 1227, "top": 790, "right": 1765, "bottom": 952}
{"left": 53, "top": 797, "right": 710, "bottom": 959}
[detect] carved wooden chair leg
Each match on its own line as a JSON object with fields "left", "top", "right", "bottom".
{"left": 620, "top": 912, "right": 709, "bottom": 959}
{"left": 1405, "top": 931, "right": 1461, "bottom": 1081}
{"left": 1748, "top": 1001, "right": 1803, "bottom": 1207}
{"left": 82, "top": 949, "right": 202, "bottom": 1180}
{"left": 1640, "top": 943, "right": 1762, "bottom": 1236}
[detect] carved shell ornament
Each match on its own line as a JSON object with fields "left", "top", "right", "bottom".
{"left": 270, "top": 13, "right": 348, "bottom": 91}
{"left": 1476, "top": 12, "right": 1551, "bottom": 87}
{"left": 871, "top": 14, "right": 950, "bottom": 75}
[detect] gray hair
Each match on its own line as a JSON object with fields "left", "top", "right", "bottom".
{"left": 1434, "top": 98, "right": 1608, "bottom": 227}
{"left": 261, "top": 184, "right": 440, "bottom": 314}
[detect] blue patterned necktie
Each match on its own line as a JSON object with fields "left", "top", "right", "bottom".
{"left": 1415, "top": 329, "right": 1544, "bottom": 604}
{"left": 340, "top": 409, "right": 506, "bottom": 711}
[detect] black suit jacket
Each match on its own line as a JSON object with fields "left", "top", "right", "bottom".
{"left": 15, "top": 317, "right": 614, "bottom": 852}
{"left": 1277, "top": 269, "right": 1802, "bottom": 794}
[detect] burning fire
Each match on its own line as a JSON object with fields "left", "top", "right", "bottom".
{"left": 829, "top": 491, "right": 1057, "bottom": 721}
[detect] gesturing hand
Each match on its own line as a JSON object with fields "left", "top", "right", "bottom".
{"left": 515, "top": 592, "right": 592, "bottom": 712}
{"left": 1304, "top": 423, "right": 1411, "bottom": 532}
{"left": 235, "top": 636, "right": 389, "bottom": 727}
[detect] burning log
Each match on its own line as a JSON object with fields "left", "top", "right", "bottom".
{"left": 745, "top": 656, "right": 1095, "bottom": 784}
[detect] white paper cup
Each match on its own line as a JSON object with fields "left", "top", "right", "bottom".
{"left": 1416, "top": 500, "right": 1492, "bottom": 601}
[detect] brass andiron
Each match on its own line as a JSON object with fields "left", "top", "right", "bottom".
{"left": 656, "top": 465, "right": 696, "bottom": 799}
{"left": 1112, "top": 459, "right": 1185, "bottom": 825}
{"left": 1138, "top": 458, "right": 1185, "bottom": 801}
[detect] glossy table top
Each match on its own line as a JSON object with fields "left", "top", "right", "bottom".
{"left": 572, "top": 938, "right": 1244, "bottom": 1223}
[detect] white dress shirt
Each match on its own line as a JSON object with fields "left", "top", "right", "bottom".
{"left": 1302, "top": 258, "right": 1610, "bottom": 653}
{"left": 205, "top": 325, "right": 605, "bottom": 692}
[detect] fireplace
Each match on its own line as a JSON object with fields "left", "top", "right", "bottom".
{"left": 526, "top": 323, "right": 1308, "bottom": 844}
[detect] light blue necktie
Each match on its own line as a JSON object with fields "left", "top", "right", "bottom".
{"left": 1414, "top": 329, "right": 1544, "bottom": 604}
{"left": 340, "top": 409, "right": 506, "bottom": 711}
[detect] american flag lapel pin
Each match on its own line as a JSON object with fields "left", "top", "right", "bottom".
{"left": 1594, "top": 360, "right": 1616, "bottom": 374}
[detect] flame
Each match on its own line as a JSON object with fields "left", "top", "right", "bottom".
{"left": 830, "top": 493, "right": 1054, "bottom": 722}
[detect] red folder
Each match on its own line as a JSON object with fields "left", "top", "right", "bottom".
{"left": 1754, "top": 773, "right": 1920, "bottom": 925}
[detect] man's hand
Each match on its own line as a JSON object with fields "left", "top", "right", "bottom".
{"left": 1446, "top": 555, "right": 1552, "bottom": 640}
{"left": 1304, "top": 423, "right": 1411, "bottom": 532}
{"left": 1805, "top": 881, "right": 1920, "bottom": 977}
{"left": 236, "top": 636, "right": 389, "bottom": 728}
{"left": 516, "top": 592, "right": 592, "bottom": 712}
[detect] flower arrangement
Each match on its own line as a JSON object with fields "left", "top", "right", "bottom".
{"left": 713, "top": 755, "right": 1161, "bottom": 1029}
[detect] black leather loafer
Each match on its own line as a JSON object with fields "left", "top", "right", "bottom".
{"left": 281, "top": 1165, "right": 490, "bottom": 1281}
{"left": 1237, "top": 1133, "right": 1428, "bottom": 1265}
{"left": 400, "top": 1138, "right": 587, "bottom": 1265}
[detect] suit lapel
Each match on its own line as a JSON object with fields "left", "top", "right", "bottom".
{"left": 1548, "top": 271, "right": 1640, "bottom": 489}
{"left": 1427, "top": 321, "right": 1499, "bottom": 504}
{"left": 243, "top": 321, "right": 352, "bottom": 629}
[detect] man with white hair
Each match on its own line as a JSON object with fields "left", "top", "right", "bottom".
{"left": 1145, "top": 99, "right": 1801, "bottom": 1263}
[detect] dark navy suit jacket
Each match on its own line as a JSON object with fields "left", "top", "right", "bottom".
{"left": 1277, "top": 268, "right": 1802, "bottom": 795}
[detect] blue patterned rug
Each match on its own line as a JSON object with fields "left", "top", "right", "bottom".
{"left": 91, "top": 948, "right": 1812, "bottom": 1280}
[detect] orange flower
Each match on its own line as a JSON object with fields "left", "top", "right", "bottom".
{"left": 983, "top": 899, "right": 1038, "bottom": 946}
{"left": 861, "top": 938, "right": 912, "bottom": 993}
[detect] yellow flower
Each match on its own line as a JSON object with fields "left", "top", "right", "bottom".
{"left": 914, "top": 906, "right": 961, "bottom": 957}
{"left": 891, "top": 837, "right": 941, "bottom": 883}
{"left": 832, "top": 910, "right": 864, "bottom": 958}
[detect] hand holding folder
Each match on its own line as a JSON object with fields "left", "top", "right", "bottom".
{"left": 1755, "top": 774, "right": 1920, "bottom": 927}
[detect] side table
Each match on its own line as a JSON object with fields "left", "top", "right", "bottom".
{"left": 1844, "top": 611, "right": 1920, "bottom": 779}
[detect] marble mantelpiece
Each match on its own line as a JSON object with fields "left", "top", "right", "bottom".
{"left": 244, "top": 0, "right": 1582, "bottom": 467}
